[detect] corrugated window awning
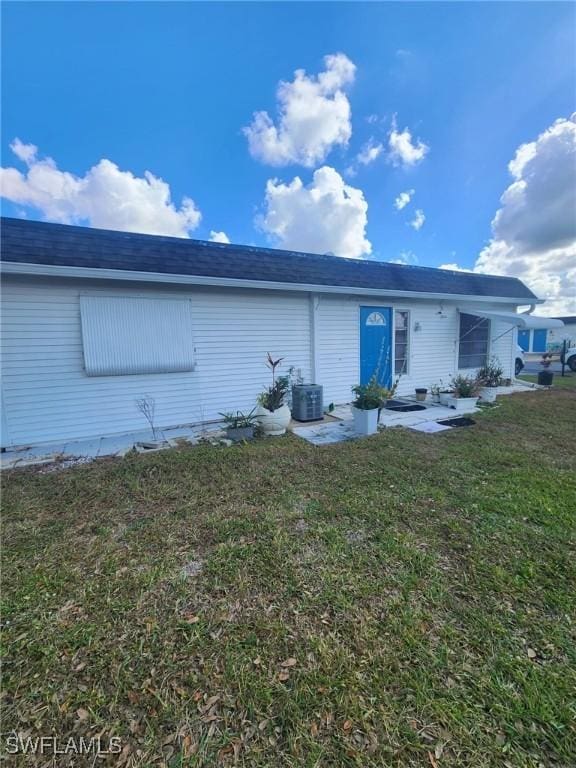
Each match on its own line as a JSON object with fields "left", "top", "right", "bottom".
{"left": 80, "top": 295, "right": 196, "bottom": 376}
{"left": 458, "top": 309, "right": 564, "bottom": 330}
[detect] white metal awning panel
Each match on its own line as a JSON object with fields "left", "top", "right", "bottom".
{"left": 458, "top": 309, "right": 564, "bottom": 330}
{"left": 80, "top": 295, "right": 196, "bottom": 376}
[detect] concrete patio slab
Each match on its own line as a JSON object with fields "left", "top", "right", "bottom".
{"left": 291, "top": 420, "right": 358, "bottom": 446}
{"left": 0, "top": 422, "right": 224, "bottom": 470}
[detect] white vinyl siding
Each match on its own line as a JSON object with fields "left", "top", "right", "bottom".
{"left": 1, "top": 277, "right": 310, "bottom": 446}
{"left": 80, "top": 296, "right": 196, "bottom": 375}
{"left": 314, "top": 296, "right": 516, "bottom": 400}
{"left": 0, "top": 275, "right": 518, "bottom": 448}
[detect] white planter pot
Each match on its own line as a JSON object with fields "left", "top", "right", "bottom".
{"left": 447, "top": 396, "right": 479, "bottom": 412}
{"left": 439, "top": 392, "right": 454, "bottom": 406}
{"left": 256, "top": 404, "right": 291, "bottom": 436}
{"left": 352, "top": 406, "right": 379, "bottom": 435}
{"left": 479, "top": 387, "right": 497, "bottom": 403}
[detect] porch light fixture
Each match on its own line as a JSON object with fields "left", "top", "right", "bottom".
{"left": 436, "top": 301, "right": 448, "bottom": 319}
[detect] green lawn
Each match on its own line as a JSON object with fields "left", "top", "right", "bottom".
{"left": 2, "top": 388, "right": 575, "bottom": 767}
{"left": 518, "top": 372, "right": 576, "bottom": 390}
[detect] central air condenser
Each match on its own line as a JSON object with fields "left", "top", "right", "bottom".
{"left": 291, "top": 385, "right": 323, "bottom": 422}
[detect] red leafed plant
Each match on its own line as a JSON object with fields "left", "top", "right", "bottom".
{"left": 257, "top": 353, "right": 289, "bottom": 412}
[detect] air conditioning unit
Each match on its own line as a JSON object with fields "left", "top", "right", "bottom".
{"left": 291, "top": 385, "right": 323, "bottom": 422}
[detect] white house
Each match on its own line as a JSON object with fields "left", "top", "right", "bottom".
{"left": 546, "top": 316, "right": 576, "bottom": 350}
{"left": 0, "top": 218, "right": 562, "bottom": 449}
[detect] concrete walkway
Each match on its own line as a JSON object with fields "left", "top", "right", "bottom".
{"left": 291, "top": 381, "right": 535, "bottom": 446}
{"left": 0, "top": 423, "right": 226, "bottom": 471}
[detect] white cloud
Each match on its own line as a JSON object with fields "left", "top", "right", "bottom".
{"left": 388, "top": 118, "right": 429, "bottom": 167}
{"left": 410, "top": 209, "right": 425, "bottom": 230}
{"left": 10, "top": 137, "right": 38, "bottom": 164}
{"left": 259, "top": 165, "right": 371, "bottom": 259}
{"left": 443, "top": 115, "right": 576, "bottom": 315}
{"left": 0, "top": 139, "right": 201, "bottom": 237}
{"left": 439, "top": 263, "right": 473, "bottom": 273}
{"left": 390, "top": 250, "right": 418, "bottom": 265}
{"left": 394, "top": 189, "right": 414, "bottom": 210}
{"left": 244, "top": 53, "right": 356, "bottom": 167}
{"left": 209, "top": 230, "right": 230, "bottom": 244}
{"left": 357, "top": 139, "right": 384, "bottom": 166}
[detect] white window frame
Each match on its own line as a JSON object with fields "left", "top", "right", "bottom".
{"left": 394, "top": 308, "right": 411, "bottom": 377}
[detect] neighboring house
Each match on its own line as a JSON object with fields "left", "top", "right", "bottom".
{"left": 0, "top": 218, "right": 562, "bottom": 449}
{"left": 546, "top": 316, "right": 576, "bottom": 351}
{"left": 518, "top": 316, "right": 575, "bottom": 354}
{"left": 517, "top": 327, "right": 549, "bottom": 354}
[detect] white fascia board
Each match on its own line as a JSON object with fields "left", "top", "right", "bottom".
{"left": 1, "top": 261, "right": 544, "bottom": 305}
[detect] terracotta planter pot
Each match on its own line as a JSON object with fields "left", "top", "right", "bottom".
{"left": 256, "top": 404, "right": 291, "bottom": 436}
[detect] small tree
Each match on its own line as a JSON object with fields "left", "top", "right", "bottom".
{"left": 136, "top": 394, "right": 159, "bottom": 440}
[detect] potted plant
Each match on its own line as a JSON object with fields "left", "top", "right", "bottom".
{"left": 439, "top": 385, "right": 454, "bottom": 405}
{"left": 219, "top": 408, "right": 258, "bottom": 441}
{"left": 538, "top": 353, "right": 554, "bottom": 386}
{"left": 256, "top": 353, "right": 292, "bottom": 435}
{"left": 430, "top": 383, "right": 442, "bottom": 403}
{"left": 351, "top": 376, "right": 392, "bottom": 435}
{"left": 477, "top": 357, "right": 503, "bottom": 403}
{"left": 446, "top": 374, "right": 480, "bottom": 411}
{"left": 415, "top": 387, "right": 428, "bottom": 402}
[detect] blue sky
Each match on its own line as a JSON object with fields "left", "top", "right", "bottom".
{"left": 1, "top": 2, "right": 575, "bottom": 311}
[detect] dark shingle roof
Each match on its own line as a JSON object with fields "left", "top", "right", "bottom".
{"left": 1, "top": 217, "right": 538, "bottom": 301}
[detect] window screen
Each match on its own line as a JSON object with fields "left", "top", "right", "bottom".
{"left": 80, "top": 295, "right": 196, "bottom": 376}
{"left": 458, "top": 312, "right": 489, "bottom": 369}
{"left": 395, "top": 310, "right": 409, "bottom": 375}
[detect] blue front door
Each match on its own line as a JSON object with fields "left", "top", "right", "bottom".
{"left": 533, "top": 329, "right": 547, "bottom": 353}
{"left": 518, "top": 329, "right": 530, "bottom": 352}
{"left": 360, "top": 306, "right": 392, "bottom": 387}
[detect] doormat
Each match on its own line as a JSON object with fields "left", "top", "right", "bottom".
{"left": 408, "top": 421, "right": 452, "bottom": 433}
{"left": 437, "top": 417, "right": 476, "bottom": 428}
{"left": 385, "top": 403, "right": 427, "bottom": 412}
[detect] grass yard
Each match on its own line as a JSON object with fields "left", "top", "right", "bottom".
{"left": 518, "top": 372, "right": 576, "bottom": 390}
{"left": 2, "top": 388, "right": 575, "bottom": 767}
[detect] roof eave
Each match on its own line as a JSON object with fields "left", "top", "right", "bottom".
{"left": 0, "top": 261, "right": 542, "bottom": 305}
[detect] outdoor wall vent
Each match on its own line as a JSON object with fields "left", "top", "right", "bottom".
{"left": 291, "top": 385, "right": 323, "bottom": 422}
